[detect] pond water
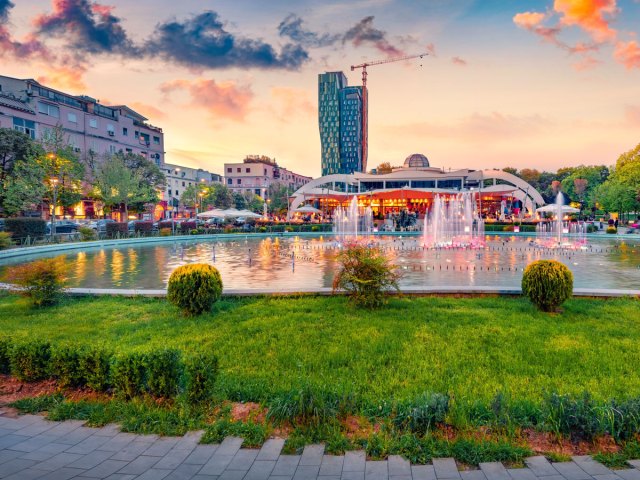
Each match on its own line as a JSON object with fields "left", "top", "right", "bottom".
{"left": 1, "top": 235, "right": 640, "bottom": 291}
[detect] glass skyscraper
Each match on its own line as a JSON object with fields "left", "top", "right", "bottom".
{"left": 318, "top": 72, "right": 366, "bottom": 176}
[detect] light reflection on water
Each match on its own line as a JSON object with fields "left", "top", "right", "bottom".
{"left": 1, "top": 235, "right": 640, "bottom": 290}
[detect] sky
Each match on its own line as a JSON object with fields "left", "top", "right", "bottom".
{"left": 0, "top": 0, "right": 639, "bottom": 177}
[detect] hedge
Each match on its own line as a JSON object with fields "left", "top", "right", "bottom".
{"left": 0, "top": 337, "right": 218, "bottom": 403}
{"left": 133, "top": 221, "right": 154, "bottom": 235}
{"left": 106, "top": 222, "right": 128, "bottom": 238}
{"left": 5, "top": 217, "right": 47, "bottom": 240}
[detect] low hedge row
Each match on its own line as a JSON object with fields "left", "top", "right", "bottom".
{"left": 5, "top": 217, "right": 47, "bottom": 240}
{"left": 0, "top": 338, "right": 217, "bottom": 403}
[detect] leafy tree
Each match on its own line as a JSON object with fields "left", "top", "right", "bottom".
{"left": 94, "top": 156, "right": 145, "bottom": 219}
{"left": 376, "top": 162, "right": 393, "bottom": 174}
{"left": 267, "top": 183, "right": 293, "bottom": 214}
{"left": 206, "top": 184, "right": 233, "bottom": 209}
{"left": 181, "top": 184, "right": 199, "bottom": 209}
{"left": 593, "top": 143, "right": 640, "bottom": 220}
{"left": 232, "top": 191, "right": 246, "bottom": 210}
{"left": 0, "top": 129, "right": 39, "bottom": 210}
{"left": 2, "top": 154, "right": 47, "bottom": 215}
{"left": 502, "top": 167, "right": 518, "bottom": 176}
{"left": 560, "top": 165, "right": 609, "bottom": 212}
{"left": 246, "top": 194, "right": 264, "bottom": 213}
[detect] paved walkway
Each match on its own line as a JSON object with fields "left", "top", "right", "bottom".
{"left": 2, "top": 413, "right": 640, "bottom": 480}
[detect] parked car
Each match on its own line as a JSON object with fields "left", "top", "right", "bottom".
{"left": 46, "top": 220, "right": 79, "bottom": 234}
{"left": 92, "top": 219, "right": 116, "bottom": 233}
{"left": 128, "top": 220, "right": 159, "bottom": 233}
{"left": 0, "top": 218, "right": 4, "bottom": 232}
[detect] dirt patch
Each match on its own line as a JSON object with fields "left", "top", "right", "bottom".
{"left": 524, "top": 430, "right": 621, "bottom": 456}
{"left": 0, "top": 374, "right": 58, "bottom": 405}
{"left": 230, "top": 402, "right": 267, "bottom": 423}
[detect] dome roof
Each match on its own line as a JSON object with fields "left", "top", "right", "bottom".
{"left": 404, "top": 153, "right": 430, "bottom": 168}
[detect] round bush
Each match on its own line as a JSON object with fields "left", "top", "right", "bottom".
{"left": 606, "top": 226, "right": 617, "bottom": 234}
{"left": 167, "top": 264, "right": 223, "bottom": 316}
{"left": 521, "top": 260, "right": 573, "bottom": 312}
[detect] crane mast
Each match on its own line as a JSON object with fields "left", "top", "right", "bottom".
{"left": 350, "top": 52, "right": 428, "bottom": 172}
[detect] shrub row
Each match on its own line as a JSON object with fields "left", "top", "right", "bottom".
{"left": 106, "top": 222, "right": 128, "bottom": 238}
{"left": 5, "top": 217, "right": 47, "bottom": 240}
{"left": 0, "top": 338, "right": 218, "bottom": 403}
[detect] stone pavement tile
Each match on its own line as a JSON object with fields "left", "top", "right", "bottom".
{"left": 104, "top": 475, "right": 137, "bottom": 480}
{"left": 294, "top": 465, "right": 321, "bottom": 480}
{"left": 65, "top": 449, "right": 114, "bottom": 470}
{"left": 552, "top": 462, "right": 592, "bottom": 480}
{"left": 154, "top": 445, "right": 197, "bottom": 470}
{"left": 257, "top": 439, "right": 286, "bottom": 461}
{"left": 433, "top": 458, "right": 461, "bottom": 479}
{"left": 165, "top": 463, "right": 205, "bottom": 480}
{"left": 2, "top": 467, "right": 49, "bottom": 480}
{"left": 144, "top": 438, "right": 181, "bottom": 457}
{"left": 192, "top": 475, "right": 221, "bottom": 480}
{"left": 37, "top": 467, "right": 90, "bottom": 480}
{"left": 34, "top": 441, "right": 70, "bottom": 455}
{"left": 507, "top": 468, "right": 538, "bottom": 480}
{"left": 2, "top": 414, "right": 41, "bottom": 429}
{"left": 55, "top": 427, "right": 96, "bottom": 446}
{"left": 525, "top": 457, "right": 559, "bottom": 477}
{"left": 244, "top": 460, "right": 277, "bottom": 480}
{"left": 45, "top": 420, "right": 86, "bottom": 437}
{"left": 269, "top": 476, "right": 293, "bottom": 480}
{"left": 272, "top": 455, "right": 301, "bottom": 476}
{"left": 219, "top": 470, "right": 248, "bottom": 480}
{"left": 320, "top": 455, "right": 345, "bottom": 476}
{"left": 300, "top": 445, "right": 325, "bottom": 467}
{"left": 617, "top": 469, "right": 640, "bottom": 480}
{"left": 111, "top": 439, "right": 160, "bottom": 462}
{"left": 135, "top": 468, "right": 174, "bottom": 480}
{"left": 319, "top": 476, "right": 341, "bottom": 480}
{"left": 81, "top": 459, "right": 130, "bottom": 478}
{"left": 13, "top": 420, "right": 58, "bottom": 437}
{"left": 7, "top": 434, "right": 59, "bottom": 452}
{"left": 19, "top": 448, "right": 60, "bottom": 462}
{"left": 412, "top": 465, "right": 437, "bottom": 480}
{"left": 628, "top": 461, "right": 640, "bottom": 469}
{"left": 199, "top": 455, "right": 235, "bottom": 476}
{"left": 92, "top": 424, "right": 121, "bottom": 437}
{"left": 460, "top": 471, "right": 487, "bottom": 480}
{"left": 343, "top": 452, "right": 366, "bottom": 472}
{"left": 184, "top": 445, "right": 218, "bottom": 465}
{"left": 0, "top": 449, "right": 21, "bottom": 465}
{"left": 175, "top": 431, "right": 205, "bottom": 450}
{"left": 365, "top": 460, "right": 389, "bottom": 480}
{"left": 66, "top": 433, "right": 113, "bottom": 454}
{"left": 0, "top": 457, "right": 38, "bottom": 477}
{"left": 97, "top": 433, "right": 136, "bottom": 453}
{"left": 592, "top": 475, "right": 623, "bottom": 480}
{"left": 0, "top": 434, "right": 30, "bottom": 450}
{"left": 341, "top": 472, "right": 365, "bottom": 480}
{"left": 35, "top": 452, "right": 85, "bottom": 471}
{"left": 117, "top": 455, "right": 162, "bottom": 475}
{"left": 388, "top": 456, "right": 410, "bottom": 477}
{"left": 572, "top": 457, "right": 614, "bottom": 476}
{"left": 479, "top": 462, "right": 510, "bottom": 480}
{"left": 216, "top": 438, "right": 245, "bottom": 457}
{"left": 227, "top": 449, "right": 259, "bottom": 470}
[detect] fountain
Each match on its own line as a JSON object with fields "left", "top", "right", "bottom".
{"left": 422, "top": 192, "right": 485, "bottom": 248}
{"left": 535, "top": 192, "right": 587, "bottom": 248}
{"left": 333, "top": 196, "right": 374, "bottom": 242}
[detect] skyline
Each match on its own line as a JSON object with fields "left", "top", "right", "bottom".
{"left": 1, "top": 0, "right": 639, "bottom": 177}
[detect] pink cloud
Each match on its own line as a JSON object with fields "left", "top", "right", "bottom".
{"left": 513, "top": 11, "right": 547, "bottom": 29}
{"left": 614, "top": 40, "right": 640, "bottom": 69}
{"left": 451, "top": 56, "right": 467, "bottom": 66}
{"left": 270, "top": 87, "right": 314, "bottom": 118}
{"left": 554, "top": 0, "right": 618, "bottom": 43}
{"left": 129, "top": 102, "right": 167, "bottom": 120}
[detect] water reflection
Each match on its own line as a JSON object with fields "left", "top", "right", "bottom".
{"left": 1, "top": 236, "right": 640, "bottom": 291}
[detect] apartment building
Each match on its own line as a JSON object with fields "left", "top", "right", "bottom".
{"left": 224, "top": 155, "right": 312, "bottom": 199}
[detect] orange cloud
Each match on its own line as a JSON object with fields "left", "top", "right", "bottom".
{"left": 270, "top": 87, "right": 314, "bottom": 118}
{"left": 37, "top": 64, "right": 88, "bottom": 91}
{"left": 554, "top": 0, "right": 618, "bottom": 42}
{"left": 513, "top": 11, "right": 547, "bottom": 29}
{"left": 161, "top": 78, "right": 253, "bottom": 122}
{"left": 614, "top": 40, "right": 640, "bottom": 69}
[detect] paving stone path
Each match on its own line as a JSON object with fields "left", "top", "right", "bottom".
{"left": 2, "top": 413, "right": 640, "bottom": 480}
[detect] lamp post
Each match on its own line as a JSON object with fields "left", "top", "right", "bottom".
{"left": 50, "top": 176, "right": 59, "bottom": 238}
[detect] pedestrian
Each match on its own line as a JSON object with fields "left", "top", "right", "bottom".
{"left": 615, "top": 218, "right": 619, "bottom": 229}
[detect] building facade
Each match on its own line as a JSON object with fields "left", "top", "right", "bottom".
{"left": 162, "top": 163, "right": 222, "bottom": 217}
{"left": 224, "top": 155, "right": 312, "bottom": 199}
{"left": 318, "top": 72, "right": 366, "bottom": 176}
{"left": 0, "top": 75, "right": 165, "bottom": 166}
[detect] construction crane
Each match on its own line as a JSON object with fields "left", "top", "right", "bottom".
{"left": 350, "top": 52, "right": 428, "bottom": 172}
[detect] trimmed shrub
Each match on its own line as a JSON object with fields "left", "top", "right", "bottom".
{"left": 7, "top": 258, "right": 67, "bottom": 307}
{"left": 11, "top": 340, "right": 51, "bottom": 381}
{"left": 606, "top": 226, "right": 617, "bottom": 234}
{"left": 112, "top": 352, "right": 147, "bottom": 399}
{"left": 158, "top": 221, "right": 174, "bottom": 229}
{"left": 50, "top": 343, "right": 82, "bottom": 387}
{"left": 586, "top": 224, "right": 598, "bottom": 233}
{"left": 106, "top": 222, "right": 128, "bottom": 238}
{"left": 4, "top": 217, "right": 46, "bottom": 240}
{"left": 394, "top": 392, "right": 450, "bottom": 434}
{"left": 77, "top": 345, "right": 112, "bottom": 391}
{"left": 180, "top": 221, "right": 197, "bottom": 233}
{"left": 185, "top": 352, "right": 218, "bottom": 404}
{"left": 0, "top": 337, "right": 11, "bottom": 374}
{"left": 134, "top": 221, "right": 154, "bottom": 235}
{"left": 159, "top": 227, "right": 172, "bottom": 237}
{"left": 0, "top": 231, "right": 12, "bottom": 249}
{"left": 78, "top": 226, "right": 97, "bottom": 241}
{"left": 145, "top": 349, "right": 183, "bottom": 398}
{"left": 521, "top": 260, "right": 573, "bottom": 312}
{"left": 167, "top": 264, "right": 223, "bottom": 316}
{"left": 332, "top": 244, "right": 401, "bottom": 308}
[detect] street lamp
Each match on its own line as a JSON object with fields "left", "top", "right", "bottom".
{"left": 50, "top": 176, "right": 59, "bottom": 238}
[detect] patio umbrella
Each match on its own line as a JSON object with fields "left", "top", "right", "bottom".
{"left": 536, "top": 205, "right": 580, "bottom": 213}
{"left": 197, "top": 209, "right": 226, "bottom": 218}
{"left": 218, "top": 208, "right": 243, "bottom": 217}
{"left": 236, "top": 209, "right": 262, "bottom": 218}
{"left": 294, "top": 205, "right": 322, "bottom": 214}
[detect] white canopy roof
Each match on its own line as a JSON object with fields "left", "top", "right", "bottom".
{"left": 294, "top": 205, "right": 322, "bottom": 214}
{"left": 197, "top": 209, "right": 226, "bottom": 218}
{"left": 536, "top": 204, "right": 580, "bottom": 213}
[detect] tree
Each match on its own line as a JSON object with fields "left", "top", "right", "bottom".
{"left": 502, "top": 167, "right": 518, "bottom": 176}
{"left": 592, "top": 143, "right": 640, "bottom": 220}
{"left": 232, "top": 191, "right": 246, "bottom": 210}
{"left": 94, "top": 156, "right": 144, "bottom": 219}
{"left": 0, "top": 129, "right": 39, "bottom": 211}
{"left": 376, "top": 162, "right": 393, "bottom": 174}
{"left": 206, "top": 184, "right": 233, "bottom": 209}
{"left": 267, "top": 183, "right": 293, "bottom": 214}
{"left": 2, "top": 154, "right": 47, "bottom": 216}
{"left": 181, "top": 184, "right": 199, "bottom": 210}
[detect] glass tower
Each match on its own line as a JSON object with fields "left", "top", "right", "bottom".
{"left": 318, "top": 72, "right": 366, "bottom": 176}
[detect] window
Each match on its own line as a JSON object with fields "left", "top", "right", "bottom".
{"left": 168, "top": 189, "right": 172, "bottom": 196}
{"left": 182, "top": 181, "right": 185, "bottom": 187}
{"left": 107, "top": 123, "right": 114, "bottom": 133}
{"left": 246, "top": 168, "right": 251, "bottom": 173}
{"left": 176, "top": 190, "right": 179, "bottom": 196}
{"left": 38, "top": 102, "right": 59, "bottom": 118}
{"left": 89, "top": 118, "right": 98, "bottom": 128}
{"left": 67, "top": 112, "right": 77, "bottom": 123}
{"left": 227, "top": 167, "right": 232, "bottom": 173}
{"left": 125, "top": 148, "right": 132, "bottom": 153}
{"left": 109, "top": 145, "right": 116, "bottom": 154}
{"left": 153, "top": 136, "right": 160, "bottom": 144}
{"left": 135, "top": 131, "right": 139, "bottom": 138}
{"left": 123, "top": 127, "right": 128, "bottom": 136}
{"left": 13, "top": 117, "right": 35, "bottom": 139}
{"left": 227, "top": 178, "right": 232, "bottom": 185}
{"left": 255, "top": 189, "right": 260, "bottom": 195}
{"left": 237, "top": 179, "right": 242, "bottom": 184}
{"left": 237, "top": 168, "right": 241, "bottom": 173}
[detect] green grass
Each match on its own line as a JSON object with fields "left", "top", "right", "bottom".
{"left": 2, "top": 292, "right": 640, "bottom": 407}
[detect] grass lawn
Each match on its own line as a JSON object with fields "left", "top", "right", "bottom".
{"left": 2, "top": 292, "right": 640, "bottom": 406}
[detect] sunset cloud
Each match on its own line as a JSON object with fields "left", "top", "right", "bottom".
{"left": 451, "top": 56, "right": 467, "bottom": 66}
{"left": 554, "top": 0, "right": 618, "bottom": 43}
{"left": 129, "top": 102, "right": 167, "bottom": 121}
{"left": 161, "top": 78, "right": 253, "bottom": 122}
{"left": 270, "top": 87, "right": 315, "bottom": 120}
{"left": 37, "top": 63, "right": 88, "bottom": 91}
{"left": 614, "top": 40, "right": 640, "bottom": 69}
{"left": 343, "top": 16, "right": 404, "bottom": 57}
